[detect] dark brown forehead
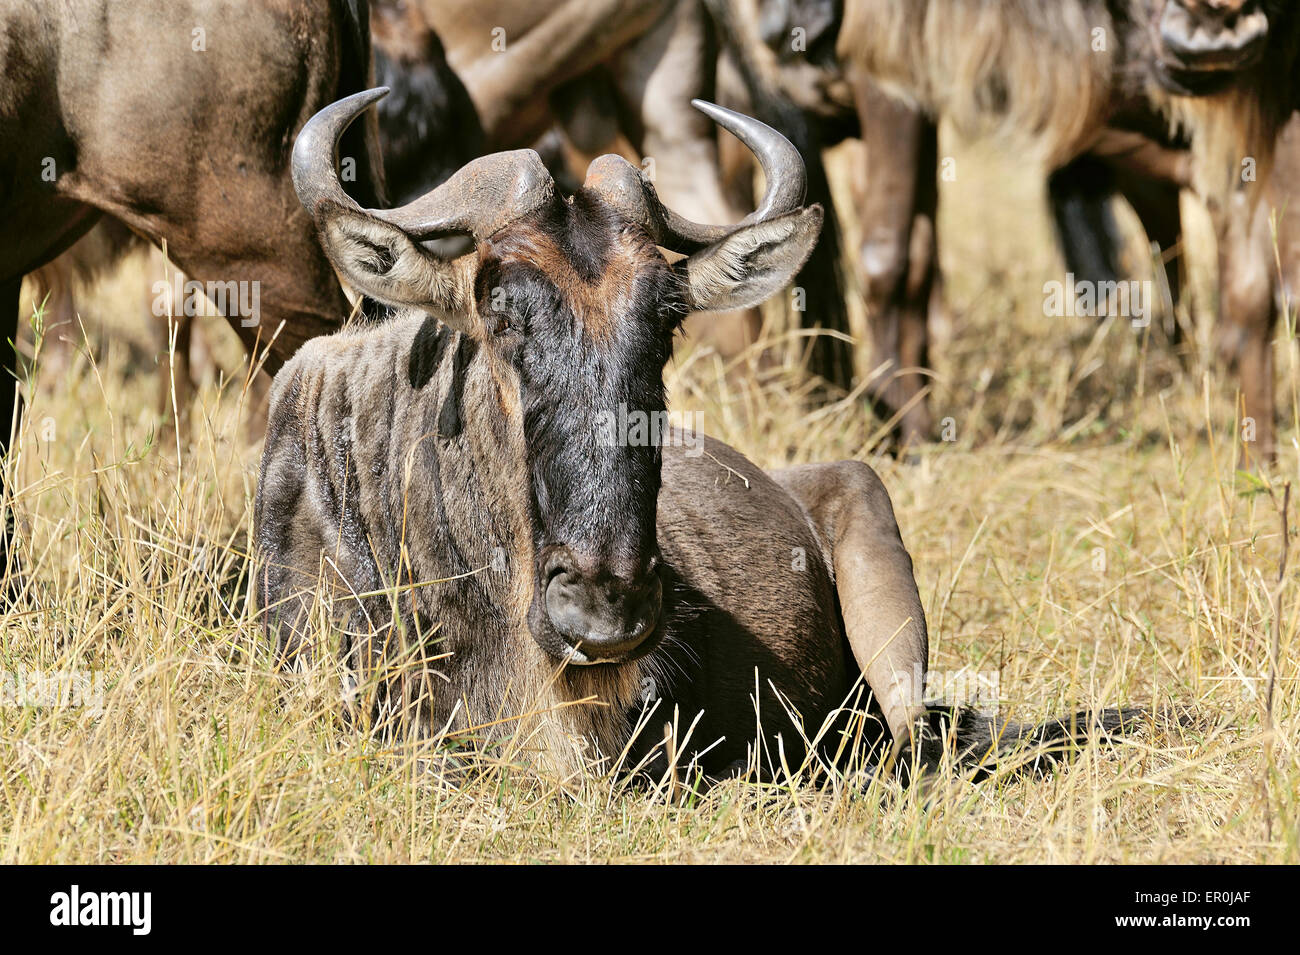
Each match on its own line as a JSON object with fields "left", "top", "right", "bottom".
{"left": 481, "top": 193, "right": 666, "bottom": 340}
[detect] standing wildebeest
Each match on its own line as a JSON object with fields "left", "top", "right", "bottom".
{"left": 834, "top": 0, "right": 1300, "bottom": 456}
{"left": 0, "top": 0, "right": 385, "bottom": 570}
{"left": 722, "top": 0, "right": 1299, "bottom": 455}
{"left": 256, "top": 90, "right": 1133, "bottom": 781}
{"left": 17, "top": 0, "right": 482, "bottom": 443}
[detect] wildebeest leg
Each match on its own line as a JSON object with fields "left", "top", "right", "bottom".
{"left": 1049, "top": 155, "right": 1126, "bottom": 291}
{"left": 1080, "top": 127, "right": 1191, "bottom": 334}
{"left": 612, "top": 0, "right": 764, "bottom": 360}
{"left": 1116, "top": 173, "right": 1183, "bottom": 336}
{"left": 771, "top": 460, "right": 931, "bottom": 761}
{"left": 1090, "top": 138, "right": 1189, "bottom": 287}
{"left": 1049, "top": 152, "right": 1184, "bottom": 337}
{"left": 1214, "top": 190, "right": 1276, "bottom": 464}
{"left": 851, "top": 73, "right": 935, "bottom": 448}
{"left": 1, "top": 277, "right": 22, "bottom": 579}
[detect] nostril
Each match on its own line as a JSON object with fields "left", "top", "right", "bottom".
{"left": 542, "top": 563, "right": 663, "bottom": 659}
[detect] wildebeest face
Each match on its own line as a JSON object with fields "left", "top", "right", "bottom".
{"left": 1146, "top": 0, "right": 1271, "bottom": 93}
{"left": 475, "top": 193, "right": 684, "bottom": 665}
{"left": 292, "top": 90, "right": 822, "bottom": 666}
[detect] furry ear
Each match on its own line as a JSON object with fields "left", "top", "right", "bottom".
{"left": 677, "top": 205, "right": 823, "bottom": 312}
{"left": 320, "top": 210, "right": 478, "bottom": 333}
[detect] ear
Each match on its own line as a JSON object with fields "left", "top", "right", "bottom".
{"left": 678, "top": 205, "right": 823, "bottom": 312}
{"left": 319, "top": 210, "right": 478, "bottom": 333}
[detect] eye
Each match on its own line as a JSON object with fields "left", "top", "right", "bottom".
{"left": 490, "top": 295, "right": 531, "bottom": 337}
{"left": 486, "top": 284, "right": 520, "bottom": 336}
{"left": 493, "top": 304, "right": 526, "bottom": 337}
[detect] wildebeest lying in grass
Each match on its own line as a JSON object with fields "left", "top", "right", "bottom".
{"left": 255, "top": 90, "right": 1137, "bottom": 784}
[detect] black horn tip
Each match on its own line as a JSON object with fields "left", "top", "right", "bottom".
{"left": 689, "top": 99, "right": 764, "bottom": 131}
{"left": 692, "top": 98, "right": 806, "bottom": 218}
{"left": 292, "top": 87, "right": 390, "bottom": 214}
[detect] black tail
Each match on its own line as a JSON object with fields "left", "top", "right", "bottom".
{"left": 1048, "top": 155, "right": 1125, "bottom": 291}
{"left": 703, "top": 0, "right": 853, "bottom": 391}
{"left": 372, "top": 28, "right": 484, "bottom": 204}
{"left": 914, "top": 705, "right": 1149, "bottom": 783}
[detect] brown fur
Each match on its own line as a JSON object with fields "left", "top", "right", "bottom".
{"left": 838, "top": 0, "right": 1297, "bottom": 204}
{"left": 840, "top": 0, "right": 1116, "bottom": 167}
{"left": 486, "top": 223, "right": 644, "bottom": 344}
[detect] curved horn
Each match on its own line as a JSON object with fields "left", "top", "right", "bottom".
{"left": 292, "top": 87, "right": 555, "bottom": 243}
{"left": 291, "top": 87, "right": 390, "bottom": 221}
{"left": 582, "top": 100, "right": 807, "bottom": 253}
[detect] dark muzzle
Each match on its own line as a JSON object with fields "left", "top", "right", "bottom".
{"left": 1158, "top": 1, "right": 1268, "bottom": 74}
{"left": 540, "top": 547, "right": 663, "bottom": 664}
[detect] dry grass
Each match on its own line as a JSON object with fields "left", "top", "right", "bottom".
{"left": 1, "top": 136, "right": 1298, "bottom": 864}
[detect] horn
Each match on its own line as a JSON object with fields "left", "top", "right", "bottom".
{"left": 581, "top": 100, "right": 807, "bottom": 253}
{"left": 292, "top": 87, "right": 556, "bottom": 243}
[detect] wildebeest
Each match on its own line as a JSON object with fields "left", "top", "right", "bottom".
{"left": 837, "top": 0, "right": 1300, "bottom": 455}
{"left": 721, "top": 0, "right": 1299, "bottom": 456}
{"left": 15, "top": 0, "right": 482, "bottom": 447}
{"left": 256, "top": 90, "right": 1134, "bottom": 782}
{"left": 0, "top": 0, "right": 386, "bottom": 571}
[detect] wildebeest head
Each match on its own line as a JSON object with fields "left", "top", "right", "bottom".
{"left": 292, "top": 89, "right": 821, "bottom": 666}
{"left": 1145, "top": 0, "right": 1273, "bottom": 93}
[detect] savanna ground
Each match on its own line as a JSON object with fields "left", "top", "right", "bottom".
{"left": 1, "top": 133, "right": 1297, "bottom": 864}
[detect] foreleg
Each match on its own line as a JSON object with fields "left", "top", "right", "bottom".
{"left": 772, "top": 460, "right": 931, "bottom": 758}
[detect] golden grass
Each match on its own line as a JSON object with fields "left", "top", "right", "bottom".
{"left": 1, "top": 137, "right": 1297, "bottom": 864}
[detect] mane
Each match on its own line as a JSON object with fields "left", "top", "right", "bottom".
{"left": 1155, "top": 1, "right": 1300, "bottom": 205}
{"left": 838, "top": 0, "right": 1300, "bottom": 204}
{"left": 839, "top": 0, "right": 1116, "bottom": 166}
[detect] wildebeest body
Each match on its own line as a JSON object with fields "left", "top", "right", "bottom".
{"left": 259, "top": 89, "right": 1134, "bottom": 785}
{"left": 257, "top": 310, "right": 868, "bottom": 777}
{"left": 0, "top": 0, "right": 385, "bottom": 572}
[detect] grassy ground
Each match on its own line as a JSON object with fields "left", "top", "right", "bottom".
{"left": 1, "top": 137, "right": 1297, "bottom": 864}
